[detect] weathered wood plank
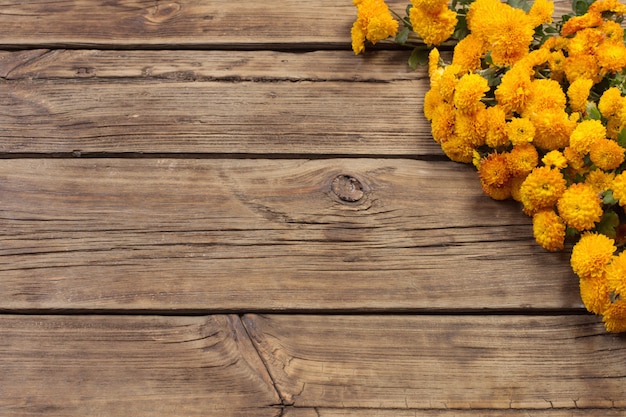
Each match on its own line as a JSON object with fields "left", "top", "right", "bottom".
{"left": 244, "top": 314, "right": 626, "bottom": 410}
{"left": 1, "top": 77, "right": 433, "bottom": 155}
{"left": 0, "top": 158, "right": 578, "bottom": 312}
{"left": 0, "top": 314, "right": 280, "bottom": 416}
{"left": 284, "top": 410, "right": 626, "bottom": 417}
{"left": 0, "top": 50, "right": 421, "bottom": 81}
{"left": 0, "top": 0, "right": 576, "bottom": 48}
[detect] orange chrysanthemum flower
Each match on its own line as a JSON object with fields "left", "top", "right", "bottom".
{"left": 579, "top": 275, "right": 612, "bottom": 315}
{"left": 524, "top": 79, "right": 567, "bottom": 117}
{"left": 351, "top": 0, "right": 399, "bottom": 54}
{"left": 506, "top": 117, "right": 535, "bottom": 146}
{"left": 569, "top": 119, "right": 606, "bottom": 155}
{"left": 485, "top": 105, "right": 509, "bottom": 148}
{"left": 429, "top": 102, "right": 456, "bottom": 143}
{"left": 479, "top": 152, "right": 510, "bottom": 188}
{"left": 570, "top": 232, "right": 616, "bottom": 280}
{"left": 611, "top": 171, "right": 626, "bottom": 205}
{"left": 597, "top": 41, "right": 626, "bottom": 74}
{"left": 589, "top": 138, "right": 625, "bottom": 170}
{"left": 588, "top": 0, "right": 626, "bottom": 15}
{"left": 451, "top": 34, "right": 486, "bottom": 73}
{"left": 506, "top": 143, "right": 538, "bottom": 177}
{"left": 453, "top": 73, "right": 489, "bottom": 114}
{"left": 542, "top": 150, "right": 568, "bottom": 169}
{"left": 528, "top": 0, "right": 554, "bottom": 27}
{"left": 600, "top": 20, "right": 625, "bottom": 44}
{"left": 455, "top": 108, "right": 488, "bottom": 147}
{"left": 602, "top": 300, "right": 626, "bottom": 333}
{"left": 519, "top": 166, "right": 567, "bottom": 214}
{"left": 598, "top": 87, "right": 623, "bottom": 117}
{"left": 557, "top": 183, "right": 603, "bottom": 231}
{"left": 561, "top": 12, "right": 603, "bottom": 37}
{"left": 411, "top": 0, "right": 449, "bottom": 13}
{"left": 410, "top": 5, "right": 457, "bottom": 47}
{"left": 532, "top": 209, "right": 566, "bottom": 251}
{"left": 585, "top": 169, "right": 615, "bottom": 194}
{"left": 567, "top": 78, "right": 593, "bottom": 113}
{"left": 606, "top": 252, "right": 626, "bottom": 297}
{"left": 530, "top": 109, "right": 576, "bottom": 150}
{"left": 439, "top": 134, "right": 475, "bottom": 163}
{"left": 563, "top": 55, "right": 602, "bottom": 84}
{"left": 495, "top": 66, "right": 532, "bottom": 115}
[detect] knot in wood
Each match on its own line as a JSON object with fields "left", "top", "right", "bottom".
{"left": 331, "top": 175, "right": 364, "bottom": 202}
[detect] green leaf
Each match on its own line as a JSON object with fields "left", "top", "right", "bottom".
{"left": 396, "top": 26, "right": 410, "bottom": 45}
{"left": 508, "top": 0, "right": 532, "bottom": 12}
{"left": 603, "top": 189, "right": 618, "bottom": 205}
{"left": 572, "top": 0, "right": 591, "bottom": 15}
{"left": 596, "top": 210, "right": 619, "bottom": 239}
{"left": 453, "top": 14, "right": 469, "bottom": 40}
{"left": 618, "top": 128, "right": 626, "bottom": 148}
{"left": 585, "top": 102, "right": 602, "bottom": 120}
{"left": 408, "top": 47, "right": 429, "bottom": 70}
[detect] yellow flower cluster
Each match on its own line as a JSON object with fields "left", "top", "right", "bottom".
{"left": 424, "top": 0, "right": 626, "bottom": 332}
{"left": 351, "top": 0, "right": 626, "bottom": 332}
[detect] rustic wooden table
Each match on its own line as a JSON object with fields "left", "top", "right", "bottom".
{"left": 1, "top": 1, "right": 625, "bottom": 416}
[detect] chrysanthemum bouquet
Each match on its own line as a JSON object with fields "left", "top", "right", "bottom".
{"left": 352, "top": 0, "right": 626, "bottom": 332}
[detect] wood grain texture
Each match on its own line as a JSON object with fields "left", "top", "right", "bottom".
{"left": 0, "top": 314, "right": 280, "bottom": 416}
{"left": 0, "top": 158, "right": 578, "bottom": 312}
{"left": 0, "top": 77, "right": 432, "bottom": 155}
{"left": 0, "top": 50, "right": 423, "bottom": 81}
{"left": 0, "top": 0, "right": 576, "bottom": 48}
{"left": 284, "top": 410, "right": 626, "bottom": 417}
{"left": 244, "top": 314, "right": 626, "bottom": 410}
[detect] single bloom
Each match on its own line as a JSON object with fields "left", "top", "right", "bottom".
{"left": 439, "top": 133, "right": 475, "bottom": 163}
{"left": 602, "top": 299, "right": 626, "bottom": 333}
{"left": 479, "top": 152, "right": 510, "bottom": 188}
{"left": 579, "top": 275, "right": 612, "bottom": 315}
{"left": 557, "top": 183, "right": 603, "bottom": 231}
{"left": 451, "top": 34, "right": 486, "bottom": 74}
{"left": 596, "top": 41, "right": 626, "bottom": 74}
{"left": 506, "top": 143, "right": 539, "bottom": 177}
{"left": 351, "top": 0, "right": 399, "bottom": 54}
{"left": 530, "top": 109, "right": 576, "bottom": 150}
{"left": 598, "top": 87, "right": 623, "bottom": 117}
{"left": 410, "top": 5, "right": 457, "bottom": 47}
{"left": 585, "top": 169, "right": 615, "bottom": 194}
{"left": 611, "top": 171, "right": 626, "bottom": 206}
{"left": 532, "top": 209, "right": 566, "bottom": 251}
{"left": 494, "top": 66, "right": 532, "bottom": 115}
{"left": 523, "top": 78, "right": 567, "bottom": 117}
{"left": 567, "top": 78, "right": 593, "bottom": 113}
{"left": 506, "top": 117, "right": 535, "bottom": 146}
{"left": 484, "top": 105, "right": 509, "bottom": 148}
{"left": 605, "top": 252, "right": 626, "bottom": 297}
{"left": 589, "top": 138, "right": 625, "bottom": 170}
{"left": 570, "top": 232, "right": 616, "bottom": 280}
{"left": 519, "top": 166, "right": 567, "bottom": 214}
{"left": 542, "top": 150, "right": 568, "bottom": 169}
{"left": 453, "top": 73, "right": 490, "bottom": 114}
{"left": 455, "top": 108, "right": 488, "bottom": 148}
{"left": 569, "top": 119, "right": 607, "bottom": 155}
{"left": 528, "top": 0, "right": 554, "bottom": 27}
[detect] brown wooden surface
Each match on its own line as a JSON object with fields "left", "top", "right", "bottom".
{"left": 1, "top": 0, "right": 625, "bottom": 416}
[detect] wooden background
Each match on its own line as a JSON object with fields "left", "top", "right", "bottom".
{"left": 1, "top": 1, "right": 625, "bottom": 416}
